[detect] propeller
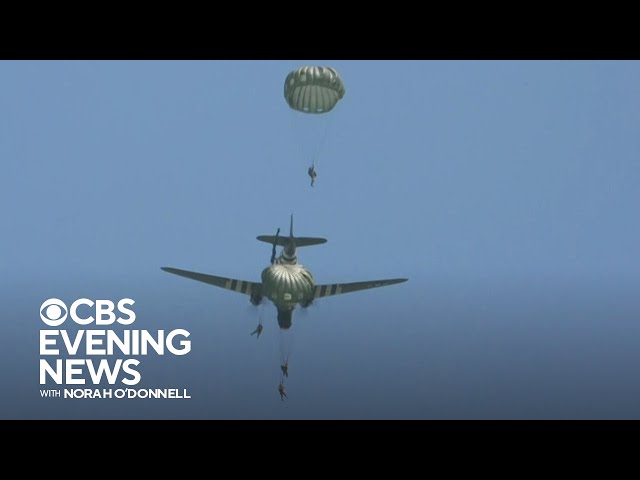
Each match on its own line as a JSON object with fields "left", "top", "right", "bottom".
{"left": 300, "top": 298, "right": 321, "bottom": 316}
{"left": 270, "top": 228, "right": 280, "bottom": 265}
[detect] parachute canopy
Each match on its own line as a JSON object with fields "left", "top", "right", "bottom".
{"left": 284, "top": 66, "right": 345, "bottom": 114}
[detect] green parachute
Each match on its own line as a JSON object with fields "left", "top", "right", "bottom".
{"left": 284, "top": 66, "right": 346, "bottom": 183}
{"left": 284, "top": 66, "right": 346, "bottom": 114}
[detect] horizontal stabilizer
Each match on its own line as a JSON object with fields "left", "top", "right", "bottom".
{"left": 257, "top": 236, "right": 327, "bottom": 247}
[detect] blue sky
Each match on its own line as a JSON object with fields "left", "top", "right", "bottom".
{"left": 1, "top": 61, "right": 639, "bottom": 418}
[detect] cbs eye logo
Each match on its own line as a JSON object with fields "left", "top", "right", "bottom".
{"left": 40, "top": 298, "right": 68, "bottom": 327}
{"left": 39, "top": 298, "right": 136, "bottom": 326}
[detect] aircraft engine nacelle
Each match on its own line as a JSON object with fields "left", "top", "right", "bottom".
{"left": 250, "top": 293, "right": 263, "bottom": 306}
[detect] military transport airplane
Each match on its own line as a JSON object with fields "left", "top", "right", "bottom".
{"left": 161, "top": 215, "right": 407, "bottom": 329}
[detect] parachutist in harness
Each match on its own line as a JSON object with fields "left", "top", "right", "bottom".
{"left": 280, "top": 362, "right": 289, "bottom": 378}
{"left": 270, "top": 228, "right": 280, "bottom": 265}
{"left": 308, "top": 164, "right": 317, "bottom": 187}
{"left": 278, "top": 381, "right": 287, "bottom": 401}
{"left": 250, "top": 324, "right": 263, "bottom": 338}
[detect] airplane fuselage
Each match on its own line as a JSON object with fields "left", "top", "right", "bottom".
{"left": 261, "top": 263, "right": 315, "bottom": 310}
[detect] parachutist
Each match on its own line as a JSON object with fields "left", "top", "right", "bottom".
{"left": 308, "top": 165, "right": 317, "bottom": 187}
{"left": 251, "top": 324, "right": 263, "bottom": 338}
{"left": 281, "top": 362, "right": 289, "bottom": 378}
{"left": 278, "top": 382, "right": 287, "bottom": 401}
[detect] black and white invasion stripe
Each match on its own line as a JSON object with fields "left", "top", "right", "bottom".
{"left": 224, "top": 278, "right": 255, "bottom": 295}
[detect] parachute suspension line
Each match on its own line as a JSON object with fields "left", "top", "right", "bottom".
{"left": 278, "top": 327, "right": 290, "bottom": 388}
{"left": 279, "top": 328, "right": 288, "bottom": 365}
{"left": 257, "top": 302, "right": 264, "bottom": 326}
{"left": 278, "top": 327, "right": 295, "bottom": 367}
{"left": 284, "top": 66, "right": 345, "bottom": 175}
{"left": 310, "top": 115, "right": 331, "bottom": 169}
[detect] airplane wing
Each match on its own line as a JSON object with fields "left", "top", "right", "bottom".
{"left": 161, "top": 267, "right": 262, "bottom": 296}
{"left": 313, "top": 278, "right": 408, "bottom": 299}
